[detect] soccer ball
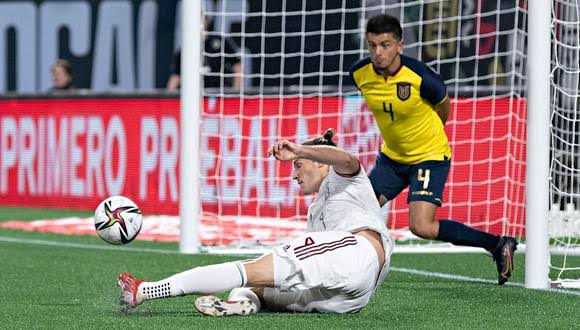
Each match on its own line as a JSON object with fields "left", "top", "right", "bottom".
{"left": 94, "top": 196, "right": 143, "bottom": 245}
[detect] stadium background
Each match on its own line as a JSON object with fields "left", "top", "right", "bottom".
{"left": 1, "top": 0, "right": 517, "bottom": 92}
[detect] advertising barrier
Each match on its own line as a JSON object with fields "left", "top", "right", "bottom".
{"left": 0, "top": 96, "right": 526, "bottom": 235}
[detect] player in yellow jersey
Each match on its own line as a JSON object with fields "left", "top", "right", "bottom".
{"left": 350, "top": 14, "right": 517, "bottom": 285}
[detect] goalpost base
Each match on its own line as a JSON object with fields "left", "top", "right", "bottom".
{"left": 550, "top": 280, "right": 580, "bottom": 289}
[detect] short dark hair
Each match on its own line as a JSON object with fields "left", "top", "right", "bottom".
{"left": 366, "top": 14, "right": 402, "bottom": 41}
{"left": 302, "top": 128, "right": 337, "bottom": 147}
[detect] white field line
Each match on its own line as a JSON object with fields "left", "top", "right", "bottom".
{"left": 0, "top": 236, "right": 179, "bottom": 254}
{"left": 1, "top": 236, "right": 579, "bottom": 297}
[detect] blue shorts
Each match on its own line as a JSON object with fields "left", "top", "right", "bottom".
{"left": 368, "top": 152, "right": 450, "bottom": 206}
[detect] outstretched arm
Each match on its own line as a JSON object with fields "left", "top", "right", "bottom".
{"left": 268, "top": 140, "right": 360, "bottom": 175}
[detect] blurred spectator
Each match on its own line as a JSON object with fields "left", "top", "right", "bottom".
{"left": 167, "top": 18, "right": 242, "bottom": 92}
{"left": 50, "top": 59, "right": 76, "bottom": 91}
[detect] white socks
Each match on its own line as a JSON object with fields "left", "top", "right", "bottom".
{"left": 138, "top": 261, "right": 247, "bottom": 301}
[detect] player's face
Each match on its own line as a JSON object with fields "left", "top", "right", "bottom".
{"left": 292, "top": 159, "right": 325, "bottom": 195}
{"left": 366, "top": 32, "right": 403, "bottom": 72}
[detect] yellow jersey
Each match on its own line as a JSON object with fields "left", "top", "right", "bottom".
{"left": 350, "top": 55, "right": 451, "bottom": 164}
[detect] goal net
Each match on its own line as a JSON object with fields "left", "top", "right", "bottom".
{"left": 175, "top": 0, "right": 576, "bottom": 287}
{"left": 549, "top": 0, "right": 580, "bottom": 288}
{"left": 187, "top": 0, "right": 530, "bottom": 253}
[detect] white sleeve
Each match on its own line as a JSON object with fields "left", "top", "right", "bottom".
{"left": 330, "top": 165, "right": 367, "bottom": 183}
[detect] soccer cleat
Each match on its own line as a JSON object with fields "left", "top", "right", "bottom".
{"left": 194, "top": 295, "right": 257, "bottom": 317}
{"left": 118, "top": 272, "right": 145, "bottom": 307}
{"left": 492, "top": 236, "right": 518, "bottom": 285}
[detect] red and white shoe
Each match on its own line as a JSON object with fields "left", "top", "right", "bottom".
{"left": 194, "top": 295, "right": 257, "bottom": 317}
{"left": 117, "top": 272, "right": 145, "bottom": 307}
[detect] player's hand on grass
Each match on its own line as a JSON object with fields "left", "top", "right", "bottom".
{"left": 268, "top": 140, "right": 300, "bottom": 161}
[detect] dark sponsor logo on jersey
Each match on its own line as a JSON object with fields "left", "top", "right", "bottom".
{"left": 397, "top": 83, "right": 411, "bottom": 101}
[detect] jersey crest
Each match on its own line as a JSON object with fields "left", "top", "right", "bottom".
{"left": 397, "top": 82, "right": 411, "bottom": 101}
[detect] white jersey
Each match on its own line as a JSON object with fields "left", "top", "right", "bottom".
{"left": 306, "top": 164, "right": 393, "bottom": 288}
{"left": 260, "top": 165, "right": 393, "bottom": 313}
{"left": 307, "top": 165, "right": 389, "bottom": 239}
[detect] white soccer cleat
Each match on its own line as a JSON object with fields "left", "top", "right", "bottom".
{"left": 194, "top": 295, "right": 257, "bottom": 317}
{"left": 118, "top": 272, "right": 145, "bottom": 308}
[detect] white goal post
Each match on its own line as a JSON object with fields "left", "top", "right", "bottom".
{"left": 178, "top": 0, "right": 580, "bottom": 289}
{"left": 525, "top": 0, "right": 550, "bottom": 289}
{"left": 179, "top": 0, "right": 202, "bottom": 254}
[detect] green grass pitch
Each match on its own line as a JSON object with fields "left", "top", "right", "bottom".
{"left": 0, "top": 206, "right": 578, "bottom": 328}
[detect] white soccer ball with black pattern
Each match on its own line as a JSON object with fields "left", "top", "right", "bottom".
{"left": 94, "top": 196, "right": 143, "bottom": 245}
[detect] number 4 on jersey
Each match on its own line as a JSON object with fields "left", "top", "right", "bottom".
{"left": 383, "top": 102, "right": 394, "bottom": 121}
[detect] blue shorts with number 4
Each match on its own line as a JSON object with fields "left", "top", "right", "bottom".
{"left": 368, "top": 152, "right": 450, "bottom": 207}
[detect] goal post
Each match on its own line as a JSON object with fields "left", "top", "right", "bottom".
{"left": 525, "top": 0, "right": 551, "bottom": 289}
{"left": 179, "top": 0, "right": 202, "bottom": 254}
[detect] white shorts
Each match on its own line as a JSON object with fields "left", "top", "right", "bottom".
{"left": 263, "top": 231, "right": 383, "bottom": 313}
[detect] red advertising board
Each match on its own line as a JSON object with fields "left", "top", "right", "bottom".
{"left": 0, "top": 97, "right": 526, "bottom": 235}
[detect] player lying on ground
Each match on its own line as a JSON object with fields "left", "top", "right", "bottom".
{"left": 118, "top": 129, "right": 394, "bottom": 315}
{"left": 350, "top": 14, "right": 517, "bottom": 284}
